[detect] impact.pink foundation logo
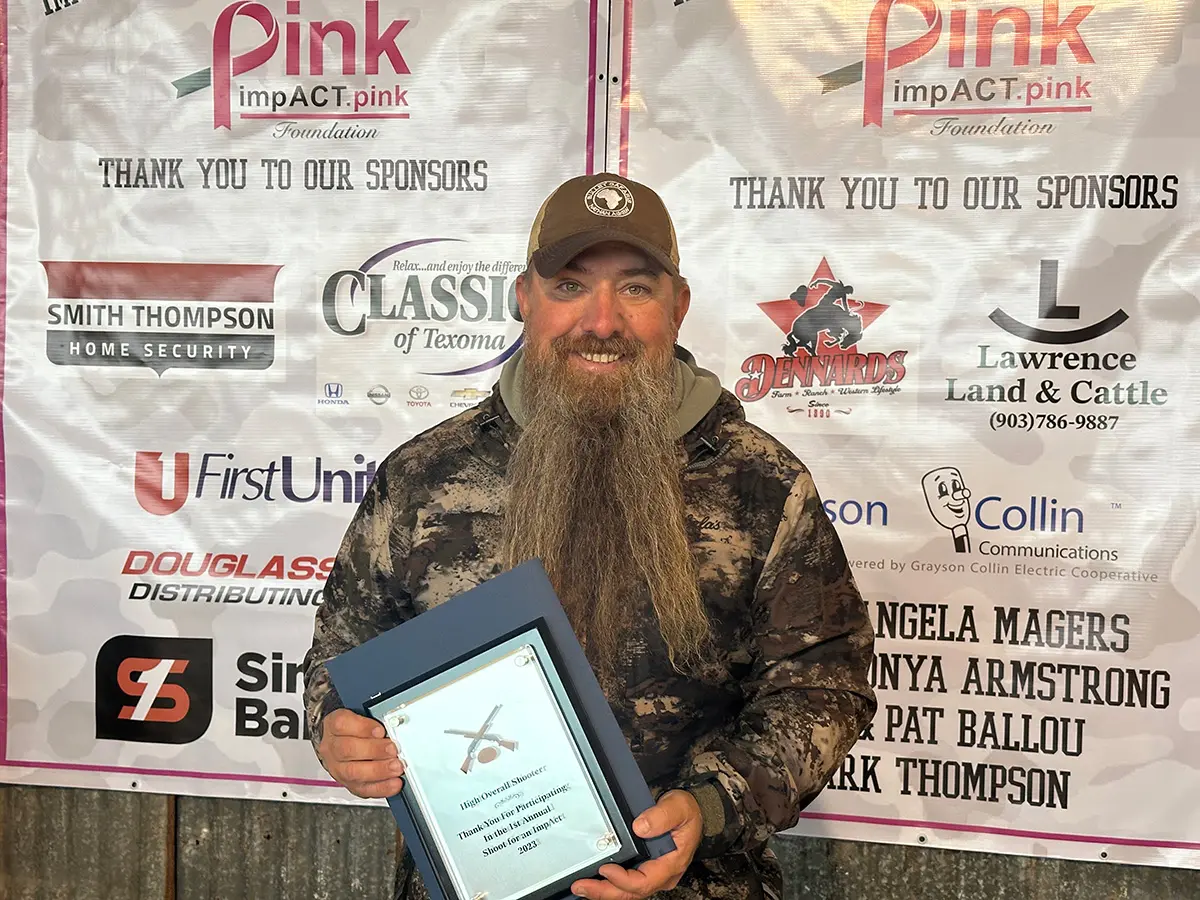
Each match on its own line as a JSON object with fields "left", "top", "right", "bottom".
{"left": 818, "top": 1, "right": 1097, "bottom": 131}
{"left": 173, "top": 0, "right": 412, "bottom": 131}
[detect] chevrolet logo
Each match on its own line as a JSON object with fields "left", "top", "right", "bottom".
{"left": 452, "top": 388, "right": 490, "bottom": 401}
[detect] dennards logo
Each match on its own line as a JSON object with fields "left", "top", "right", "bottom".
{"left": 735, "top": 258, "right": 908, "bottom": 413}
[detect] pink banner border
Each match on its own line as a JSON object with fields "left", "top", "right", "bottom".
{"left": 797, "top": 811, "right": 1200, "bottom": 853}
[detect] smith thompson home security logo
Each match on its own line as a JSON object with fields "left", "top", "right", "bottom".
{"left": 818, "top": 1, "right": 1098, "bottom": 136}
{"left": 322, "top": 237, "right": 524, "bottom": 376}
{"left": 735, "top": 257, "right": 907, "bottom": 415}
{"left": 172, "top": 1, "right": 414, "bottom": 136}
{"left": 43, "top": 261, "right": 279, "bottom": 374}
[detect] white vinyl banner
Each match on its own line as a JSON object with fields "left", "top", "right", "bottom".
{"left": 4, "top": 0, "right": 1200, "bottom": 873}
{"left": 616, "top": 0, "right": 1200, "bottom": 870}
{"left": 1, "top": 0, "right": 599, "bottom": 803}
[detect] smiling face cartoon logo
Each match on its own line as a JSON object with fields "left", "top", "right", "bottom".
{"left": 923, "top": 466, "right": 972, "bottom": 552}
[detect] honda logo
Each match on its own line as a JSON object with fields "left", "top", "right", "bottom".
{"left": 324, "top": 382, "right": 344, "bottom": 399}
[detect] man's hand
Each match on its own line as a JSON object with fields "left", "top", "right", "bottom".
{"left": 318, "top": 709, "right": 406, "bottom": 799}
{"left": 571, "top": 790, "right": 703, "bottom": 900}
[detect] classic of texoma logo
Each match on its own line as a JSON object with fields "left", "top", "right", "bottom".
{"left": 819, "top": 0, "right": 1098, "bottom": 135}
{"left": 321, "top": 238, "right": 525, "bottom": 377}
{"left": 735, "top": 257, "right": 908, "bottom": 416}
{"left": 173, "top": 0, "right": 413, "bottom": 134}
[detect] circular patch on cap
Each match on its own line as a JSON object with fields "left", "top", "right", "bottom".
{"left": 584, "top": 181, "right": 635, "bottom": 218}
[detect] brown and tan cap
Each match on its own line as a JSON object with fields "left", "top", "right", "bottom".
{"left": 526, "top": 173, "right": 680, "bottom": 278}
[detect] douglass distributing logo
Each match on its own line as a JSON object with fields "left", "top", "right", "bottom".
{"left": 818, "top": 0, "right": 1098, "bottom": 135}
{"left": 134, "top": 450, "right": 378, "bottom": 516}
{"left": 321, "top": 237, "right": 524, "bottom": 377}
{"left": 735, "top": 257, "right": 908, "bottom": 416}
{"left": 172, "top": 0, "right": 413, "bottom": 135}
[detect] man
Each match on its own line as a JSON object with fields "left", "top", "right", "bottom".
{"left": 303, "top": 173, "right": 876, "bottom": 900}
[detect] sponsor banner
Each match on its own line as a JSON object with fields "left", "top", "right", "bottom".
{"left": 6, "top": 0, "right": 1200, "bottom": 872}
{"left": 1, "top": 0, "right": 594, "bottom": 802}
{"left": 622, "top": 0, "right": 1200, "bottom": 870}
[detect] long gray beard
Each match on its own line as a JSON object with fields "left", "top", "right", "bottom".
{"left": 501, "top": 337, "right": 712, "bottom": 679}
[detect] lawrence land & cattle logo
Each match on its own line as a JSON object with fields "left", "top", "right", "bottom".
{"left": 173, "top": 0, "right": 413, "bottom": 136}
{"left": 735, "top": 258, "right": 908, "bottom": 412}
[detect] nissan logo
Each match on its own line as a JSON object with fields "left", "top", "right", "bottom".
{"left": 324, "top": 383, "right": 344, "bottom": 399}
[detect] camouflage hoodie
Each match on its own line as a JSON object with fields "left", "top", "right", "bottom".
{"left": 303, "top": 349, "right": 876, "bottom": 900}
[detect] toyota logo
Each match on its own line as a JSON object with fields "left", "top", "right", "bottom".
{"left": 324, "top": 383, "right": 344, "bottom": 399}
{"left": 409, "top": 386, "right": 429, "bottom": 400}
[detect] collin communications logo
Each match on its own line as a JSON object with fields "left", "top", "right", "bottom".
{"left": 921, "top": 465, "right": 1116, "bottom": 562}
{"left": 135, "top": 450, "right": 378, "bottom": 516}
{"left": 735, "top": 258, "right": 908, "bottom": 414}
{"left": 43, "top": 261, "right": 279, "bottom": 375}
{"left": 173, "top": 0, "right": 413, "bottom": 135}
{"left": 818, "top": 0, "right": 1098, "bottom": 135}
{"left": 95, "top": 635, "right": 214, "bottom": 744}
{"left": 322, "top": 238, "right": 525, "bottom": 377}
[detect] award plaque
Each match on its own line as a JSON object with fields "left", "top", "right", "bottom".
{"left": 325, "top": 560, "right": 675, "bottom": 900}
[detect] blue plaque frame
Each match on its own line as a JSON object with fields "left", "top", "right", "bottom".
{"left": 325, "top": 560, "right": 675, "bottom": 900}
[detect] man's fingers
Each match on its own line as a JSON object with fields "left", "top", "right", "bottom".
{"left": 327, "top": 709, "right": 386, "bottom": 739}
{"left": 633, "top": 792, "right": 692, "bottom": 837}
{"left": 342, "top": 758, "right": 405, "bottom": 785}
{"left": 600, "top": 859, "right": 671, "bottom": 894}
{"left": 348, "top": 777, "right": 404, "bottom": 799}
{"left": 570, "top": 876, "right": 636, "bottom": 900}
{"left": 330, "top": 734, "right": 397, "bottom": 762}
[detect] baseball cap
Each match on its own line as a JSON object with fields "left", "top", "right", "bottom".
{"left": 526, "top": 174, "right": 680, "bottom": 278}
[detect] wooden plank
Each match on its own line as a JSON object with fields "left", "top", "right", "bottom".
{"left": 774, "top": 834, "right": 1200, "bottom": 900}
{"left": 175, "top": 796, "right": 397, "bottom": 900}
{"left": 0, "top": 784, "right": 170, "bottom": 900}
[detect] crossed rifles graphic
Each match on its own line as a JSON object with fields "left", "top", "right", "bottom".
{"left": 445, "top": 704, "right": 519, "bottom": 774}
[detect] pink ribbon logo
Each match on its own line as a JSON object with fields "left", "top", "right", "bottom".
{"left": 211, "top": 2, "right": 280, "bottom": 129}
{"left": 862, "top": 0, "right": 943, "bottom": 127}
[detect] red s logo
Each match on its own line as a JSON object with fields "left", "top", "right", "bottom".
{"left": 96, "top": 636, "right": 213, "bottom": 744}
{"left": 116, "top": 658, "right": 191, "bottom": 723}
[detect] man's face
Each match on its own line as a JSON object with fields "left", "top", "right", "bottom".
{"left": 922, "top": 467, "right": 972, "bottom": 530}
{"left": 516, "top": 242, "right": 690, "bottom": 384}
{"left": 504, "top": 242, "right": 711, "bottom": 678}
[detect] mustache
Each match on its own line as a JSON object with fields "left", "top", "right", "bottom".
{"left": 550, "top": 334, "right": 645, "bottom": 360}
